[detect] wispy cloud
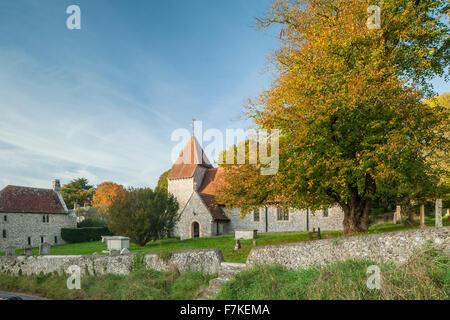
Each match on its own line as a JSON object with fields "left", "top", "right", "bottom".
{"left": 0, "top": 48, "right": 173, "bottom": 188}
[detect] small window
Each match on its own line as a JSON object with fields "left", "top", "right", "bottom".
{"left": 3, "top": 215, "right": 7, "bottom": 222}
{"left": 40, "top": 236, "right": 44, "bottom": 244}
{"left": 323, "top": 209, "right": 329, "bottom": 217}
{"left": 43, "top": 215, "right": 46, "bottom": 223}
{"left": 253, "top": 209, "right": 260, "bottom": 222}
{"left": 54, "top": 236, "right": 58, "bottom": 244}
{"left": 47, "top": 215, "right": 50, "bottom": 223}
{"left": 28, "top": 237, "right": 31, "bottom": 245}
{"left": 2, "top": 230, "right": 6, "bottom": 239}
{"left": 277, "top": 208, "right": 289, "bottom": 221}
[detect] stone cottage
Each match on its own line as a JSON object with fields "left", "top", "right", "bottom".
{"left": 168, "top": 136, "right": 344, "bottom": 240}
{"left": 0, "top": 179, "right": 77, "bottom": 252}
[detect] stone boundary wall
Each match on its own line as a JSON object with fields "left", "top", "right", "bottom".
{"left": 246, "top": 227, "right": 450, "bottom": 269}
{"left": 0, "top": 249, "right": 224, "bottom": 276}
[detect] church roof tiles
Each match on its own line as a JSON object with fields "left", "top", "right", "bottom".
{"left": 168, "top": 136, "right": 213, "bottom": 180}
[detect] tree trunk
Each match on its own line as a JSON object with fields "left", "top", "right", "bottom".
{"left": 341, "top": 196, "right": 371, "bottom": 235}
{"left": 402, "top": 201, "right": 418, "bottom": 226}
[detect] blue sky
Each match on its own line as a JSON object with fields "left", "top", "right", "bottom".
{"left": 0, "top": 0, "right": 448, "bottom": 189}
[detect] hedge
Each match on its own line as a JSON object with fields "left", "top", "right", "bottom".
{"left": 61, "top": 227, "right": 112, "bottom": 243}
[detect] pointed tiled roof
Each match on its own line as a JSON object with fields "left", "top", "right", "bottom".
{"left": 168, "top": 136, "right": 213, "bottom": 180}
{"left": 0, "top": 185, "right": 67, "bottom": 214}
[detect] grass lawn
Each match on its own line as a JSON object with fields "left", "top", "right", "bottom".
{"left": 1, "top": 216, "right": 448, "bottom": 263}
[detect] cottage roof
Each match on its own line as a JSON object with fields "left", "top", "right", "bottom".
{"left": 0, "top": 185, "right": 67, "bottom": 214}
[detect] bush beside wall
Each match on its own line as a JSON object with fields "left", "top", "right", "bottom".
{"left": 61, "top": 227, "right": 111, "bottom": 243}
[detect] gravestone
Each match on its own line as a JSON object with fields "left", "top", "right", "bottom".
{"left": 394, "top": 205, "right": 401, "bottom": 224}
{"left": 120, "top": 248, "right": 130, "bottom": 254}
{"left": 39, "top": 242, "right": 51, "bottom": 255}
{"left": 420, "top": 205, "right": 426, "bottom": 228}
{"left": 234, "top": 239, "right": 241, "bottom": 251}
{"left": 103, "top": 236, "right": 130, "bottom": 252}
{"left": 235, "top": 230, "right": 257, "bottom": 240}
{"left": 435, "top": 199, "right": 443, "bottom": 228}
{"left": 24, "top": 245, "right": 32, "bottom": 256}
{"left": 5, "top": 246, "right": 15, "bottom": 257}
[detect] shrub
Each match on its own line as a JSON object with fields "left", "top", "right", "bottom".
{"left": 61, "top": 227, "right": 111, "bottom": 243}
{"left": 77, "top": 218, "right": 108, "bottom": 229}
{"left": 108, "top": 188, "right": 179, "bottom": 246}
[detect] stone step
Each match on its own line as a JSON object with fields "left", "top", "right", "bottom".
{"left": 220, "top": 262, "right": 246, "bottom": 271}
{"left": 199, "top": 287, "right": 220, "bottom": 299}
{"left": 218, "top": 269, "right": 242, "bottom": 280}
{"left": 209, "top": 277, "right": 229, "bottom": 289}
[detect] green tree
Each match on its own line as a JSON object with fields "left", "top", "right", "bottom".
{"left": 216, "top": 0, "right": 449, "bottom": 234}
{"left": 156, "top": 169, "right": 170, "bottom": 191}
{"left": 61, "top": 178, "right": 95, "bottom": 210}
{"left": 108, "top": 188, "right": 179, "bottom": 246}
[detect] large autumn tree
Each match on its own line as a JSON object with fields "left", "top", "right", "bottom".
{"left": 216, "top": 0, "right": 449, "bottom": 234}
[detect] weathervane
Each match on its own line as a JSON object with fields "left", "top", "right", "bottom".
{"left": 191, "top": 118, "right": 196, "bottom": 136}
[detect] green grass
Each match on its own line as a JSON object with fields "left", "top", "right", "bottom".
{"left": 1, "top": 217, "right": 448, "bottom": 262}
{"left": 216, "top": 245, "right": 450, "bottom": 300}
{"left": 0, "top": 268, "right": 214, "bottom": 300}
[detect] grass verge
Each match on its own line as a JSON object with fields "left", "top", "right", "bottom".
{"left": 0, "top": 268, "right": 214, "bottom": 300}
{"left": 216, "top": 245, "right": 449, "bottom": 300}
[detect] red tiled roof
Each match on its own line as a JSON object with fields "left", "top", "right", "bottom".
{"left": 167, "top": 164, "right": 199, "bottom": 180}
{"left": 0, "top": 186, "right": 67, "bottom": 214}
{"left": 199, "top": 193, "right": 229, "bottom": 222}
{"left": 198, "top": 167, "right": 224, "bottom": 196}
{"left": 168, "top": 136, "right": 213, "bottom": 180}
{"left": 196, "top": 167, "right": 229, "bottom": 221}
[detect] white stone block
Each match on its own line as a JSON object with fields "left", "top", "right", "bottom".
{"left": 235, "top": 229, "right": 257, "bottom": 240}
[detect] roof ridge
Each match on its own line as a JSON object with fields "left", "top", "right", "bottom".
{"left": 2, "top": 185, "right": 54, "bottom": 191}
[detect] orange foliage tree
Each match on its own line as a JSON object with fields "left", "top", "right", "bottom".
{"left": 92, "top": 182, "right": 126, "bottom": 216}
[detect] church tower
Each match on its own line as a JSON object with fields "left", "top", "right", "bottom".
{"left": 167, "top": 136, "right": 213, "bottom": 210}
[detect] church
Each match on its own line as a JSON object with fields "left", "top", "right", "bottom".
{"left": 168, "top": 136, "right": 344, "bottom": 240}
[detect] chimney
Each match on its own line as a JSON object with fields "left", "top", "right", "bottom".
{"left": 52, "top": 179, "right": 61, "bottom": 192}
